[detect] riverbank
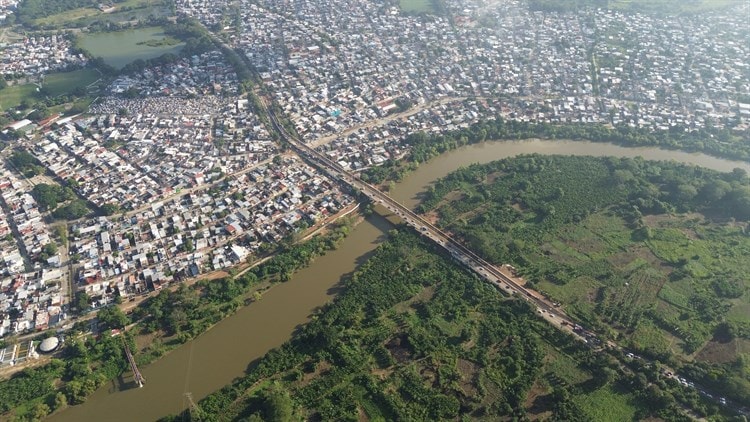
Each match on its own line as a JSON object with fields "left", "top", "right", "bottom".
{"left": 43, "top": 139, "right": 750, "bottom": 421}
{"left": 46, "top": 212, "right": 388, "bottom": 422}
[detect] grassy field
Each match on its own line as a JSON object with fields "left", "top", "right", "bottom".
{"left": 575, "top": 384, "right": 639, "bottom": 421}
{"left": 400, "top": 0, "right": 435, "bottom": 13}
{"left": 0, "top": 84, "right": 37, "bottom": 111}
{"left": 533, "top": 211, "right": 750, "bottom": 357}
{"left": 33, "top": 0, "right": 167, "bottom": 27}
{"left": 77, "top": 26, "right": 184, "bottom": 69}
{"left": 44, "top": 68, "right": 101, "bottom": 96}
{"left": 0, "top": 69, "right": 100, "bottom": 112}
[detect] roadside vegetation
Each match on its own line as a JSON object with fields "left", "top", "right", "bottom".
{"left": 163, "top": 230, "right": 722, "bottom": 421}
{"left": 419, "top": 154, "right": 750, "bottom": 405}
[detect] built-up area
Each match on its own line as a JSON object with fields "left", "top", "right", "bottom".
{"left": 0, "top": 162, "right": 65, "bottom": 339}
{"left": 0, "top": 34, "right": 87, "bottom": 77}
{"left": 2, "top": 0, "right": 750, "bottom": 341}
{"left": 0, "top": 0, "right": 18, "bottom": 23}
{"left": 176, "top": 0, "right": 749, "bottom": 146}
{"left": 0, "top": 48, "right": 353, "bottom": 342}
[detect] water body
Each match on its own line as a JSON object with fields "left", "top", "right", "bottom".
{"left": 49, "top": 140, "right": 749, "bottom": 421}
{"left": 77, "top": 27, "right": 184, "bottom": 69}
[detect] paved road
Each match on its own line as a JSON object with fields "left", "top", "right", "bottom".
{"left": 307, "top": 96, "right": 468, "bottom": 149}
{"left": 267, "top": 104, "right": 750, "bottom": 418}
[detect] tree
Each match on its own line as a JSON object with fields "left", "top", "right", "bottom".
{"left": 30, "top": 401, "right": 50, "bottom": 421}
{"left": 34, "top": 186, "right": 57, "bottom": 210}
{"left": 97, "top": 306, "right": 130, "bottom": 330}
{"left": 52, "top": 391, "right": 68, "bottom": 410}
{"left": 74, "top": 291, "right": 90, "bottom": 312}
{"left": 52, "top": 199, "right": 90, "bottom": 220}
{"left": 168, "top": 308, "right": 188, "bottom": 334}
{"left": 39, "top": 242, "right": 58, "bottom": 261}
{"left": 9, "top": 150, "right": 43, "bottom": 176}
{"left": 262, "top": 385, "right": 295, "bottom": 422}
{"left": 699, "top": 179, "right": 731, "bottom": 204}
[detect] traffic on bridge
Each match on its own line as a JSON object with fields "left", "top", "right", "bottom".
{"left": 265, "top": 104, "right": 595, "bottom": 344}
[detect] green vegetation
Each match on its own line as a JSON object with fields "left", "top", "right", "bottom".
{"left": 42, "top": 69, "right": 100, "bottom": 96}
{"left": 136, "top": 36, "right": 181, "bottom": 47}
{"left": 0, "top": 219, "right": 355, "bottom": 419}
{"left": 51, "top": 199, "right": 91, "bottom": 220}
{"left": 76, "top": 26, "right": 186, "bottom": 70}
{"left": 8, "top": 151, "right": 44, "bottom": 177}
{"left": 0, "top": 84, "right": 37, "bottom": 112}
{"left": 420, "top": 154, "right": 750, "bottom": 404}
{"left": 0, "top": 360, "right": 65, "bottom": 414}
{"left": 16, "top": 0, "right": 121, "bottom": 24}
{"left": 0, "top": 334, "right": 134, "bottom": 421}
{"left": 0, "top": 69, "right": 100, "bottom": 114}
{"left": 31, "top": 184, "right": 76, "bottom": 211}
{"left": 28, "top": 183, "right": 92, "bottom": 220}
{"left": 362, "top": 119, "right": 749, "bottom": 184}
{"left": 19, "top": 0, "right": 171, "bottom": 29}
{"left": 399, "top": 0, "right": 435, "bottom": 14}
{"left": 161, "top": 230, "right": 715, "bottom": 421}
{"left": 398, "top": 0, "right": 448, "bottom": 16}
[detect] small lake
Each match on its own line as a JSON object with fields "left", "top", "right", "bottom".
{"left": 77, "top": 26, "right": 184, "bottom": 69}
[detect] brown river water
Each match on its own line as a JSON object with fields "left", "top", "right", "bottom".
{"left": 49, "top": 139, "right": 750, "bottom": 421}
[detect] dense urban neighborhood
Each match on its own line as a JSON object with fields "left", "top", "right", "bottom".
{"left": 5, "top": 0, "right": 748, "bottom": 341}
{"left": 0, "top": 0, "right": 749, "bottom": 419}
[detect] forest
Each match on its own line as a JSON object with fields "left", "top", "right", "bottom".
{"left": 419, "top": 154, "right": 750, "bottom": 405}
{"left": 162, "top": 230, "right": 724, "bottom": 421}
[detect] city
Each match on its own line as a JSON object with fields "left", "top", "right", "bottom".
{"left": 1, "top": 0, "right": 749, "bottom": 420}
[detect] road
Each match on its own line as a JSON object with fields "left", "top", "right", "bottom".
{"left": 307, "top": 96, "right": 468, "bottom": 149}
{"left": 267, "top": 103, "right": 588, "bottom": 337}
{"left": 266, "top": 103, "right": 749, "bottom": 418}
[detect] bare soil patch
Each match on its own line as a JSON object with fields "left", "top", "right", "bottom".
{"left": 385, "top": 334, "right": 414, "bottom": 364}
{"left": 525, "top": 380, "right": 553, "bottom": 421}
{"left": 298, "top": 360, "right": 332, "bottom": 387}
{"left": 695, "top": 338, "right": 739, "bottom": 364}
{"left": 456, "top": 358, "right": 479, "bottom": 396}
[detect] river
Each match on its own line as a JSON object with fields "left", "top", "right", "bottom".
{"left": 49, "top": 139, "right": 750, "bottom": 421}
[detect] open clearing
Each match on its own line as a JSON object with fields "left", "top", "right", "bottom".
{"left": 0, "top": 69, "right": 101, "bottom": 112}
{"left": 77, "top": 26, "right": 184, "bottom": 69}
{"left": 400, "top": 0, "right": 435, "bottom": 13}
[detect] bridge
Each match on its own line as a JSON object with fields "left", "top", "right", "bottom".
{"left": 265, "top": 107, "right": 583, "bottom": 336}
{"left": 257, "top": 97, "right": 748, "bottom": 419}
{"left": 122, "top": 338, "right": 145, "bottom": 388}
